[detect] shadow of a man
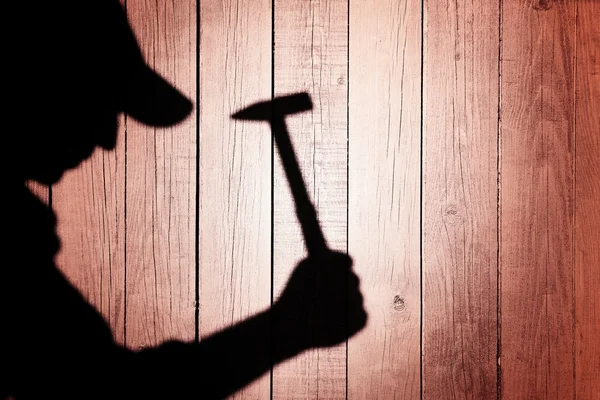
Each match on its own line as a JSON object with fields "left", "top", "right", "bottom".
{"left": 3, "top": 1, "right": 366, "bottom": 399}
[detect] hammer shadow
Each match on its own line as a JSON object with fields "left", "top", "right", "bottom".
{"left": 3, "top": 1, "right": 366, "bottom": 399}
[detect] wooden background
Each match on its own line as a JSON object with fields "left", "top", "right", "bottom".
{"left": 28, "top": 0, "right": 598, "bottom": 398}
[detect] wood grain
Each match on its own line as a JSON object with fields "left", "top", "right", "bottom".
{"left": 500, "top": 0, "right": 576, "bottom": 397}
{"left": 33, "top": 2, "right": 600, "bottom": 397}
{"left": 125, "top": 0, "right": 196, "bottom": 348}
{"left": 198, "top": 0, "right": 272, "bottom": 398}
{"left": 53, "top": 115, "right": 126, "bottom": 345}
{"left": 422, "top": 0, "right": 499, "bottom": 398}
{"left": 575, "top": 1, "right": 600, "bottom": 398}
{"left": 347, "top": 0, "right": 421, "bottom": 398}
{"left": 272, "top": 0, "right": 348, "bottom": 398}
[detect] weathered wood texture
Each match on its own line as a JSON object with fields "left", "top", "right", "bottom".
{"left": 53, "top": 116, "right": 126, "bottom": 346}
{"left": 500, "top": 0, "right": 577, "bottom": 398}
{"left": 272, "top": 0, "right": 349, "bottom": 398}
{"left": 422, "top": 0, "right": 500, "bottom": 398}
{"left": 198, "top": 0, "right": 272, "bottom": 398}
{"left": 125, "top": 0, "right": 196, "bottom": 347}
{"left": 42, "top": 0, "right": 600, "bottom": 398}
{"left": 575, "top": 1, "right": 600, "bottom": 398}
{"left": 348, "top": 0, "right": 421, "bottom": 398}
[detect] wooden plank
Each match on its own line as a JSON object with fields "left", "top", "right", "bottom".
{"left": 125, "top": 0, "right": 196, "bottom": 347}
{"left": 500, "top": 0, "right": 576, "bottom": 397}
{"left": 271, "top": 0, "right": 349, "bottom": 398}
{"left": 347, "top": 0, "right": 421, "bottom": 398}
{"left": 198, "top": 0, "right": 272, "bottom": 398}
{"left": 422, "top": 0, "right": 499, "bottom": 398}
{"left": 53, "top": 115, "right": 126, "bottom": 345}
{"left": 575, "top": 1, "right": 600, "bottom": 398}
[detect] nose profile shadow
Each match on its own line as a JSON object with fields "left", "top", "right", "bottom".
{"left": 3, "top": 1, "right": 367, "bottom": 399}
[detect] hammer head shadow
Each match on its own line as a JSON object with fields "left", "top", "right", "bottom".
{"left": 231, "top": 92, "right": 312, "bottom": 121}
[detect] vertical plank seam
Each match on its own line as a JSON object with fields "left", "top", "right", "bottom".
{"left": 152, "top": 4, "right": 160, "bottom": 345}
{"left": 346, "top": 0, "right": 350, "bottom": 398}
{"left": 419, "top": 0, "right": 425, "bottom": 399}
{"left": 270, "top": 0, "right": 276, "bottom": 398}
{"left": 124, "top": 112, "right": 128, "bottom": 346}
{"left": 543, "top": 16, "right": 549, "bottom": 398}
{"left": 496, "top": 0, "right": 503, "bottom": 399}
{"left": 195, "top": 0, "right": 200, "bottom": 344}
{"left": 572, "top": 3, "right": 578, "bottom": 399}
{"left": 346, "top": 0, "right": 350, "bottom": 400}
{"left": 123, "top": 0, "right": 129, "bottom": 348}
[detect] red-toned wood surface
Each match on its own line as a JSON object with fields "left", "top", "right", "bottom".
{"left": 575, "top": 1, "right": 600, "bottom": 398}
{"left": 348, "top": 0, "right": 422, "bottom": 398}
{"left": 39, "top": 1, "right": 598, "bottom": 398}
{"left": 198, "top": 0, "right": 272, "bottom": 398}
{"left": 423, "top": 0, "right": 499, "bottom": 398}
{"left": 500, "top": 0, "right": 577, "bottom": 398}
{"left": 124, "top": 0, "right": 197, "bottom": 348}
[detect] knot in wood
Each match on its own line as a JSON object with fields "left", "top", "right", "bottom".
{"left": 533, "top": 0, "right": 552, "bottom": 11}
{"left": 445, "top": 205, "right": 459, "bottom": 216}
{"left": 393, "top": 295, "right": 406, "bottom": 311}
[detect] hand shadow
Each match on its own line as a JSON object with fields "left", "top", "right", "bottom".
{"left": 3, "top": 1, "right": 367, "bottom": 399}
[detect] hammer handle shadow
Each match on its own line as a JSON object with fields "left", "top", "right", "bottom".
{"left": 270, "top": 118, "right": 328, "bottom": 257}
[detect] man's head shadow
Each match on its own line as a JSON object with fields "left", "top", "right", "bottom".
{"left": 5, "top": 1, "right": 367, "bottom": 399}
{"left": 12, "top": 0, "right": 192, "bottom": 185}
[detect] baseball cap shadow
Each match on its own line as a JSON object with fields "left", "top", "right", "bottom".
{"left": 11, "top": 0, "right": 192, "bottom": 185}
